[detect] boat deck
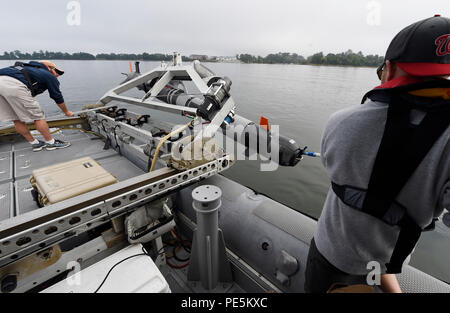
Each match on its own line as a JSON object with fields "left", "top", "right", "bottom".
{"left": 0, "top": 124, "right": 271, "bottom": 293}
{"left": 0, "top": 123, "right": 448, "bottom": 293}
{"left": 0, "top": 129, "right": 145, "bottom": 222}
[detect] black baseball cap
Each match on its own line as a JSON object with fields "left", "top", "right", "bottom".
{"left": 385, "top": 15, "right": 450, "bottom": 77}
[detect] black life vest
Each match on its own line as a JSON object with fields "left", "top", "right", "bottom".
{"left": 10, "top": 61, "right": 44, "bottom": 97}
{"left": 332, "top": 79, "right": 450, "bottom": 274}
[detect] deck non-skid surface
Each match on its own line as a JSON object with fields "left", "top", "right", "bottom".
{"left": 0, "top": 143, "right": 12, "bottom": 153}
{"left": 11, "top": 130, "right": 89, "bottom": 152}
{"left": 0, "top": 130, "right": 145, "bottom": 221}
{"left": 0, "top": 152, "right": 12, "bottom": 184}
{"left": 14, "top": 133, "right": 117, "bottom": 180}
{"left": 0, "top": 183, "right": 13, "bottom": 221}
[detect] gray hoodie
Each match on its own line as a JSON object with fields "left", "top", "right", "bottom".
{"left": 314, "top": 97, "right": 449, "bottom": 275}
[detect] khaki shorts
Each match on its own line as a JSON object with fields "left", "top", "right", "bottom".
{"left": 0, "top": 75, "right": 45, "bottom": 122}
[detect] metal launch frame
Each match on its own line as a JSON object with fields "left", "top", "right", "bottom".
{"left": 98, "top": 52, "right": 236, "bottom": 139}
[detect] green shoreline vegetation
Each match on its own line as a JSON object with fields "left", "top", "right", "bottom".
{"left": 237, "top": 50, "right": 384, "bottom": 67}
{"left": 0, "top": 50, "right": 384, "bottom": 67}
{"left": 0, "top": 50, "right": 178, "bottom": 61}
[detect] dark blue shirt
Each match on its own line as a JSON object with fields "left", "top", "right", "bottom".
{"left": 0, "top": 61, "right": 65, "bottom": 104}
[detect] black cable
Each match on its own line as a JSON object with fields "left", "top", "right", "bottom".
{"left": 93, "top": 253, "right": 148, "bottom": 293}
{"left": 93, "top": 245, "right": 167, "bottom": 293}
{"left": 129, "top": 215, "right": 175, "bottom": 241}
{"left": 172, "top": 243, "right": 190, "bottom": 262}
{"left": 182, "top": 243, "right": 191, "bottom": 253}
{"left": 100, "top": 118, "right": 122, "bottom": 155}
{"left": 172, "top": 228, "right": 192, "bottom": 254}
{"left": 156, "top": 245, "right": 168, "bottom": 256}
{"left": 113, "top": 125, "right": 122, "bottom": 155}
{"left": 100, "top": 119, "right": 108, "bottom": 133}
{"left": 93, "top": 227, "right": 191, "bottom": 288}
{"left": 99, "top": 119, "right": 114, "bottom": 151}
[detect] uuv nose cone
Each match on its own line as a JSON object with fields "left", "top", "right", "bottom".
{"left": 443, "top": 212, "right": 450, "bottom": 228}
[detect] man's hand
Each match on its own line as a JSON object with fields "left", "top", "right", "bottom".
{"left": 380, "top": 274, "right": 402, "bottom": 293}
{"left": 56, "top": 102, "right": 74, "bottom": 117}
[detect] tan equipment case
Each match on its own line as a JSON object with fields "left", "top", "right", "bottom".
{"left": 30, "top": 157, "right": 118, "bottom": 206}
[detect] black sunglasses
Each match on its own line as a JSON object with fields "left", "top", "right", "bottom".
{"left": 376, "top": 62, "right": 386, "bottom": 80}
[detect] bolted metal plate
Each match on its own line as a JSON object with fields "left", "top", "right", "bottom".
{"left": 192, "top": 185, "right": 222, "bottom": 203}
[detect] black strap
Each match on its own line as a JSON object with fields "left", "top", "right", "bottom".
{"left": 10, "top": 62, "right": 39, "bottom": 96}
{"left": 362, "top": 92, "right": 450, "bottom": 273}
{"left": 363, "top": 93, "right": 450, "bottom": 217}
{"left": 12, "top": 61, "right": 40, "bottom": 69}
{"left": 331, "top": 182, "right": 346, "bottom": 205}
{"left": 385, "top": 216, "right": 422, "bottom": 274}
{"left": 20, "top": 69, "right": 39, "bottom": 97}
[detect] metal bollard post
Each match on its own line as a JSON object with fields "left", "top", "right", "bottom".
{"left": 187, "top": 185, "right": 232, "bottom": 290}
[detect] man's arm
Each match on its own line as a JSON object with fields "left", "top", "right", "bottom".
{"left": 57, "top": 102, "right": 74, "bottom": 117}
{"left": 43, "top": 72, "right": 73, "bottom": 116}
{"left": 380, "top": 274, "right": 402, "bottom": 293}
{"left": 45, "top": 74, "right": 65, "bottom": 104}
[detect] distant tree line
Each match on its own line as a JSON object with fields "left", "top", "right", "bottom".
{"left": 0, "top": 50, "right": 384, "bottom": 67}
{"left": 237, "top": 50, "right": 384, "bottom": 67}
{"left": 0, "top": 50, "right": 193, "bottom": 61}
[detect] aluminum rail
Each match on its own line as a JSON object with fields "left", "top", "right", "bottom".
{"left": 86, "top": 111, "right": 177, "bottom": 163}
{"left": 0, "top": 154, "right": 233, "bottom": 267}
{"left": 0, "top": 106, "right": 116, "bottom": 137}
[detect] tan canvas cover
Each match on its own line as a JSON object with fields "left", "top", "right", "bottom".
{"left": 30, "top": 157, "right": 118, "bottom": 205}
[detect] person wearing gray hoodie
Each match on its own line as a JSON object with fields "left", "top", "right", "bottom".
{"left": 305, "top": 15, "right": 450, "bottom": 293}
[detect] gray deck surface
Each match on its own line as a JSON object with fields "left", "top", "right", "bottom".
{"left": 14, "top": 135, "right": 118, "bottom": 180}
{"left": 0, "top": 130, "right": 145, "bottom": 221}
{"left": 0, "top": 143, "right": 12, "bottom": 153}
{"left": 0, "top": 183, "right": 13, "bottom": 221}
{"left": 0, "top": 152, "right": 12, "bottom": 184}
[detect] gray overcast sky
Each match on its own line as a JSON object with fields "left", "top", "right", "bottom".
{"left": 0, "top": 0, "right": 449, "bottom": 57}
